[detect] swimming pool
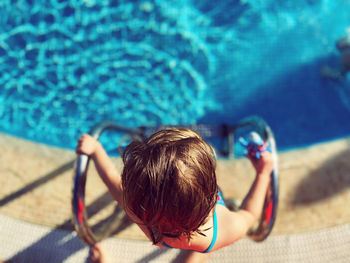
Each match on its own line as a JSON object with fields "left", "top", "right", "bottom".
{"left": 1, "top": 0, "right": 350, "bottom": 150}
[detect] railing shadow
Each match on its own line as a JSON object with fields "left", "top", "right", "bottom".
{"left": 291, "top": 148, "right": 350, "bottom": 205}
{"left": 4, "top": 159, "right": 134, "bottom": 262}
{"left": 6, "top": 192, "right": 134, "bottom": 262}
{"left": 2, "top": 159, "right": 210, "bottom": 263}
{"left": 0, "top": 160, "right": 75, "bottom": 207}
{"left": 5, "top": 226, "right": 86, "bottom": 263}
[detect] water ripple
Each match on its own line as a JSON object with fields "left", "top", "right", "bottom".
{"left": 0, "top": 0, "right": 223, "bottom": 147}
{"left": 0, "top": 0, "right": 348, "bottom": 149}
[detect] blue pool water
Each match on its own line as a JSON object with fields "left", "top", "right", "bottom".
{"left": 0, "top": 0, "right": 350, "bottom": 150}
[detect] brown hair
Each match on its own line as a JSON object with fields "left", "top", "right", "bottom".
{"left": 121, "top": 128, "right": 218, "bottom": 244}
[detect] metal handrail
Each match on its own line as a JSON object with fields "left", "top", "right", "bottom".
{"left": 231, "top": 116, "right": 279, "bottom": 241}
{"left": 72, "top": 122, "right": 144, "bottom": 245}
{"left": 72, "top": 117, "right": 279, "bottom": 245}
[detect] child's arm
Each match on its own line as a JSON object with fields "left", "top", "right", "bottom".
{"left": 239, "top": 151, "right": 274, "bottom": 226}
{"left": 215, "top": 152, "right": 274, "bottom": 249}
{"left": 76, "top": 134, "right": 124, "bottom": 207}
{"left": 76, "top": 134, "right": 159, "bottom": 242}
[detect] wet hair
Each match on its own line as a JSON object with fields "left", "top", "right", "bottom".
{"left": 121, "top": 128, "right": 218, "bottom": 244}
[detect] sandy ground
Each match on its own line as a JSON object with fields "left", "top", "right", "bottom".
{"left": 1, "top": 133, "right": 350, "bottom": 241}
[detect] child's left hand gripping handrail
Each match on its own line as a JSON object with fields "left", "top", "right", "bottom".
{"left": 72, "top": 121, "right": 144, "bottom": 246}
{"left": 231, "top": 116, "right": 279, "bottom": 242}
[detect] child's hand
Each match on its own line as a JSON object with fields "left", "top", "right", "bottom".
{"left": 76, "top": 134, "right": 99, "bottom": 156}
{"left": 248, "top": 151, "right": 274, "bottom": 176}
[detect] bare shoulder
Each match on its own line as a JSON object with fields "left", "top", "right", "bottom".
{"left": 213, "top": 205, "right": 254, "bottom": 250}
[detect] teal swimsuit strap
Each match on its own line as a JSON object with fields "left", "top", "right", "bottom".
{"left": 162, "top": 191, "right": 226, "bottom": 252}
{"left": 161, "top": 209, "right": 218, "bottom": 253}
{"left": 201, "top": 208, "right": 218, "bottom": 253}
{"left": 161, "top": 241, "right": 172, "bottom": 249}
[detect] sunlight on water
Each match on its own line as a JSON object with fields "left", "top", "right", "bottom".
{"left": 0, "top": 0, "right": 349, "bottom": 149}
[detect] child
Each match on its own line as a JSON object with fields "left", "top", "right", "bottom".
{"left": 321, "top": 27, "right": 350, "bottom": 80}
{"left": 76, "top": 128, "right": 274, "bottom": 263}
{"left": 336, "top": 28, "right": 350, "bottom": 76}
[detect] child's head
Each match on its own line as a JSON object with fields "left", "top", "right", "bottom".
{"left": 121, "top": 128, "right": 218, "bottom": 244}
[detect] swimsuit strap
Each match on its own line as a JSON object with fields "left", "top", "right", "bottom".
{"left": 217, "top": 189, "right": 226, "bottom": 206}
{"left": 201, "top": 209, "right": 218, "bottom": 253}
{"left": 162, "top": 190, "right": 225, "bottom": 252}
{"left": 161, "top": 209, "right": 218, "bottom": 253}
{"left": 161, "top": 241, "right": 172, "bottom": 249}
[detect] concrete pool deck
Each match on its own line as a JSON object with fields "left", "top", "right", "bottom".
{"left": 1, "top": 132, "right": 350, "bottom": 262}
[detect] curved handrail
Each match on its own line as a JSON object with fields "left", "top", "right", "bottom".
{"left": 72, "top": 122, "right": 144, "bottom": 246}
{"left": 230, "top": 116, "right": 279, "bottom": 242}
{"left": 72, "top": 117, "right": 278, "bottom": 245}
